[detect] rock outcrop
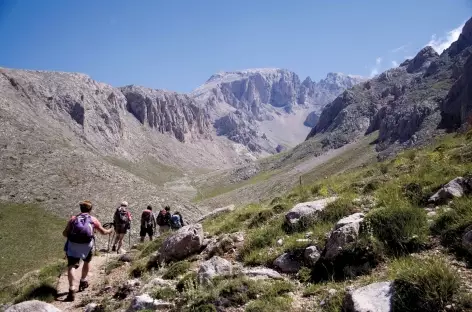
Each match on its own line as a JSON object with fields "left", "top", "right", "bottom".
{"left": 324, "top": 213, "right": 365, "bottom": 260}
{"left": 242, "top": 267, "right": 283, "bottom": 280}
{"left": 273, "top": 252, "right": 302, "bottom": 273}
{"left": 5, "top": 301, "right": 61, "bottom": 312}
{"left": 306, "top": 17, "right": 472, "bottom": 157}
{"left": 127, "top": 294, "right": 173, "bottom": 312}
{"left": 304, "top": 246, "right": 321, "bottom": 266}
{"left": 159, "top": 224, "right": 204, "bottom": 262}
{"left": 429, "top": 177, "right": 472, "bottom": 203}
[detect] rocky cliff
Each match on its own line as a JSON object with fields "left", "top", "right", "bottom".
{"left": 192, "top": 69, "right": 365, "bottom": 153}
{"left": 306, "top": 17, "right": 472, "bottom": 157}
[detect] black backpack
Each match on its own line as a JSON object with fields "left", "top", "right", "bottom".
{"left": 141, "top": 210, "right": 153, "bottom": 228}
{"left": 156, "top": 211, "right": 168, "bottom": 226}
{"left": 115, "top": 208, "right": 130, "bottom": 231}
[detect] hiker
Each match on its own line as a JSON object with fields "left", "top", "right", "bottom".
{"left": 156, "top": 206, "right": 171, "bottom": 234}
{"left": 112, "top": 201, "right": 132, "bottom": 253}
{"left": 140, "top": 205, "right": 157, "bottom": 242}
{"left": 170, "top": 211, "right": 185, "bottom": 230}
{"left": 62, "top": 200, "right": 112, "bottom": 302}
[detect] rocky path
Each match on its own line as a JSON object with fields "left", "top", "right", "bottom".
{"left": 53, "top": 252, "right": 119, "bottom": 312}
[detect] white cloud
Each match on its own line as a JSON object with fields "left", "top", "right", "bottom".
{"left": 426, "top": 22, "right": 465, "bottom": 53}
{"left": 370, "top": 68, "right": 379, "bottom": 77}
{"left": 376, "top": 57, "right": 382, "bottom": 65}
{"left": 369, "top": 57, "right": 383, "bottom": 77}
{"left": 405, "top": 55, "right": 414, "bottom": 60}
{"left": 391, "top": 60, "right": 399, "bottom": 67}
{"left": 391, "top": 44, "right": 408, "bottom": 53}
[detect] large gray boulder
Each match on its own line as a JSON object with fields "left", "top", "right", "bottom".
{"left": 324, "top": 213, "right": 364, "bottom": 260}
{"left": 5, "top": 301, "right": 61, "bottom": 312}
{"left": 127, "top": 294, "right": 173, "bottom": 311}
{"left": 159, "top": 224, "right": 204, "bottom": 262}
{"left": 242, "top": 267, "right": 283, "bottom": 280}
{"left": 285, "top": 197, "right": 337, "bottom": 226}
{"left": 197, "top": 256, "right": 233, "bottom": 285}
{"left": 343, "top": 281, "right": 393, "bottom": 312}
{"left": 429, "top": 177, "right": 465, "bottom": 203}
{"left": 273, "top": 252, "right": 301, "bottom": 273}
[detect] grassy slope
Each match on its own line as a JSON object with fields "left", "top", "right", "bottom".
{"left": 0, "top": 203, "right": 66, "bottom": 285}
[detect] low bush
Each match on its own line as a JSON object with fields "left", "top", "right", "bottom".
{"left": 162, "top": 261, "right": 190, "bottom": 280}
{"left": 152, "top": 286, "right": 178, "bottom": 300}
{"left": 319, "top": 196, "right": 357, "bottom": 223}
{"left": 272, "top": 203, "right": 290, "bottom": 214}
{"left": 390, "top": 257, "right": 460, "bottom": 312}
{"left": 366, "top": 205, "right": 428, "bottom": 254}
{"left": 248, "top": 209, "right": 274, "bottom": 228}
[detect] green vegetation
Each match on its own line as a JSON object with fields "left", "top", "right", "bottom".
{"left": 0, "top": 203, "right": 66, "bottom": 285}
{"left": 162, "top": 261, "right": 191, "bottom": 280}
{"left": 389, "top": 257, "right": 460, "bottom": 312}
{"left": 152, "top": 286, "right": 178, "bottom": 300}
{"left": 0, "top": 260, "right": 65, "bottom": 304}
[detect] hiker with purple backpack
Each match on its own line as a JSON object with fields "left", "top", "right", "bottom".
{"left": 62, "top": 200, "right": 112, "bottom": 302}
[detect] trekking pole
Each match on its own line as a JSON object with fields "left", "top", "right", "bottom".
{"left": 128, "top": 227, "right": 131, "bottom": 251}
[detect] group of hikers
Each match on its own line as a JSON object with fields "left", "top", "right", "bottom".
{"left": 61, "top": 200, "right": 186, "bottom": 301}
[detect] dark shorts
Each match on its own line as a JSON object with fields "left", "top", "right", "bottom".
{"left": 115, "top": 226, "right": 128, "bottom": 234}
{"left": 67, "top": 250, "right": 92, "bottom": 268}
{"left": 140, "top": 226, "right": 154, "bottom": 237}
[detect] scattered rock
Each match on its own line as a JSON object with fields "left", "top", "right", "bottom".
{"left": 462, "top": 229, "right": 472, "bottom": 255}
{"left": 296, "top": 239, "right": 311, "bottom": 243}
{"left": 277, "top": 239, "right": 284, "bottom": 246}
{"left": 114, "top": 279, "right": 141, "bottom": 300}
{"left": 5, "top": 301, "right": 61, "bottom": 312}
{"left": 197, "top": 256, "right": 233, "bottom": 285}
{"left": 285, "top": 197, "right": 337, "bottom": 226}
{"left": 429, "top": 177, "right": 466, "bottom": 203}
{"left": 141, "top": 277, "right": 175, "bottom": 293}
{"left": 127, "top": 294, "right": 173, "bottom": 311}
{"left": 159, "top": 224, "right": 204, "bottom": 262}
{"left": 242, "top": 267, "right": 283, "bottom": 280}
{"left": 324, "top": 213, "right": 364, "bottom": 260}
{"left": 202, "top": 232, "right": 244, "bottom": 258}
{"left": 84, "top": 303, "right": 99, "bottom": 312}
{"left": 119, "top": 253, "right": 134, "bottom": 262}
{"left": 304, "top": 246, "right": 321, "bottom": 266}
{"left": 273, "top": 252, "right": 302, "bottom": 273}
{"left": 305, "top": 232, "right": 313, "bottom": 238}
{"left": 343, "top": 281, "right": 393, "bottom": 312}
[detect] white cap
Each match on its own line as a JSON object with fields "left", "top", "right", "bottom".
{"left": 121, "top": 201, "right": 128, "bottom": 207}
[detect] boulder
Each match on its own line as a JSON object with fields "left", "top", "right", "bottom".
{"left": 273, "top": 252, "right": 301, "bottom": 273}
{"left": 197, "top": 256, "right": 232, "bottom": 285}
{"left": 242, "top": 267, "right": 283, "bottom": 280}
{"left": 429, "top": 177, "right": 465, "bottom": 203}
{"left": 203, "top": 232, "right": 244, "bottom": 258}
{"left": 84, "top": 303, "right": 99, "bottom": 312}
{"left": 285, "top": 197, "right": 337, "bottom": 226}
{"left": 343, "top": 281, "right": 393, "bottom": 312}
{"left": 5, "top": 301, "right": 61, "bottom": 312}
{"left": 127, "top": 294, "right": 173, "bottom": 311}
{"left": 324, "top": 213, "right": 364, "bottom": 260}
{"left": 462, "top": 229, "right": 472, "bottom": 254}
{"left": 304, "top": 246, "right": 321, "bottom": 266}
{"left": 197, "top": 205, "right": 236, "bottom": 222}
{"left": 159, "top": 224, "right": 204, "bottom": 262}
{"left": 119, "top": 253, "right": 134, "bottom": 263}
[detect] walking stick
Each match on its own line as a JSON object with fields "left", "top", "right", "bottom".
{"left": 128, "top": 227, "right": 131, "bottom": 251}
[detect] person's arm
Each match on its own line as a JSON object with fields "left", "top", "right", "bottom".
{"left": 94, "top": 219, "right": 112, "bottom": 235}
{"left": 62, "top": 220, "right": 71, "bottom": 237}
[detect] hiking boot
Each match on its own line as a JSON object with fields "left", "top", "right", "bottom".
{"left": 65, "top": 289, "right": 75, "bottom": 302}
{"left": 111, "top": 245, "right": 116, "bottom": 252}
{"left": 79, "top": 280, "right": 89, "bottom": 292}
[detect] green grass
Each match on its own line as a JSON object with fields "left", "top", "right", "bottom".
{"left": 162, "top": 261, "right": 191, "bottom": 280}
{"left": 0, "top": 203, "right": 66, "bottom": 285}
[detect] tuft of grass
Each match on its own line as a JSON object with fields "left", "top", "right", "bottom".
{"left": 248, "top": 209, "right": 274, "bottom": 228}
{"left": 137, "top": 234, "right": 170, "bottom": 259}
{"left": 389, "top": 257, "right": 460, "bottom": 312}
{"left": 152, "top": 286, "right": 178, "bottom": 300}
{"left": 105, "top": 260, "right": 123, "bottom": 275}
{"left": 245, "top": 296, "right": 293, "bottom": 312}
{"left": 319, "top": 196, "right": 357, "bottom": 223}
{"left": 162, "top": 261, "right": 191, "bottom": 280}
{"left": 366, "top": 205, "right": 428, "bottom": 254}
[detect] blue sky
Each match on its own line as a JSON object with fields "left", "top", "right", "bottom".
{"left": 0, "top": 1, "right": 470, "bottom": 92}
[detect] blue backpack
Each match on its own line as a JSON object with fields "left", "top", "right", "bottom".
{"left": 170, "top": 214, "right": 182, "bottom": 229}
{"left": 68, "top": 214, "right": 94, "bottom": 244}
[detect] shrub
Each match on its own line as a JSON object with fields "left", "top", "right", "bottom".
{"left": 272, "top": 203, "right": 290, "bottom": 214}
{"left": 163, "top": 261, "right": 191, "bottom": 280}
{"left": 248, "top": 210, "right": 274, "bottom": 228}
{"left": 390, "top": 257, "right": 460, "bottom": 312}
{"left": 270, "top": 197, "right": 283, "bottom": 205}
{"left": 319, "top": 196, "right": 357, "bottom": 223}
{"left": 366, "top": 205, "right": 428, "bottom": 254}
{"left": 152, "top": 286, "right": 178, "bottom": 300}
{"left": 402, "top": 183, "right": 424, "bottom": 205}
{"left": 177, "top": 272, "right": 198, "bottom": 293}
{"left": 297, "top": 267, "right": 312, "bottom": 283}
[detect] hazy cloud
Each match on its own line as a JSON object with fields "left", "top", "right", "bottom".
{"left": 391, "top": 60, "right": 399, "bottom": 67}
{"left": 426, "top": 23, "right": 464, "bottom": 53}
{"left": 391, "top": 44, "right": 408, "bottom": 53}
{"left": 369, "top": 57, "right": 383, "bottom": 77}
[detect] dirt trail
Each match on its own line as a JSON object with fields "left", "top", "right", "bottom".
{"left": 53, "top": 252, "right": 119, "bottom": 312}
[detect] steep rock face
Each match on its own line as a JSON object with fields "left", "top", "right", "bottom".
{"left": 192, "top": 69, "right": 365, "bottom": 153}
{"left": 307, "top": 17, "right": 472, "bottom": 156}
{"left": 120, "top": 85, "right": 211, "bottom": 142}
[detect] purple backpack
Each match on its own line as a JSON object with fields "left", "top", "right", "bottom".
{"left": 68, "top": 214, "right": 94, "bottom": 244}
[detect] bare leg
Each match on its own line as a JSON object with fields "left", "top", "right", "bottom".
{"left": 81, "top": 261, "right": 90, "bottom": 280}
{"left": 67, "top": 266, "right": 76, "bottom": 290}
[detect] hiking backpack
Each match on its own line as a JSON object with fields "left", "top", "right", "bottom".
{"left": 170, "top": 214, "right": 182, "bottom": 229}
{"left": 115, "top": 208, "right": 130, "bottom": 231}
{"left": 156, "top": 211, "right": 168, "bottom": 226}
{"left": 141, "top": 210, "right": 153, "bottom": 229}
{"left": 68, "top": 214, "right": 94, "bottom": 244}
